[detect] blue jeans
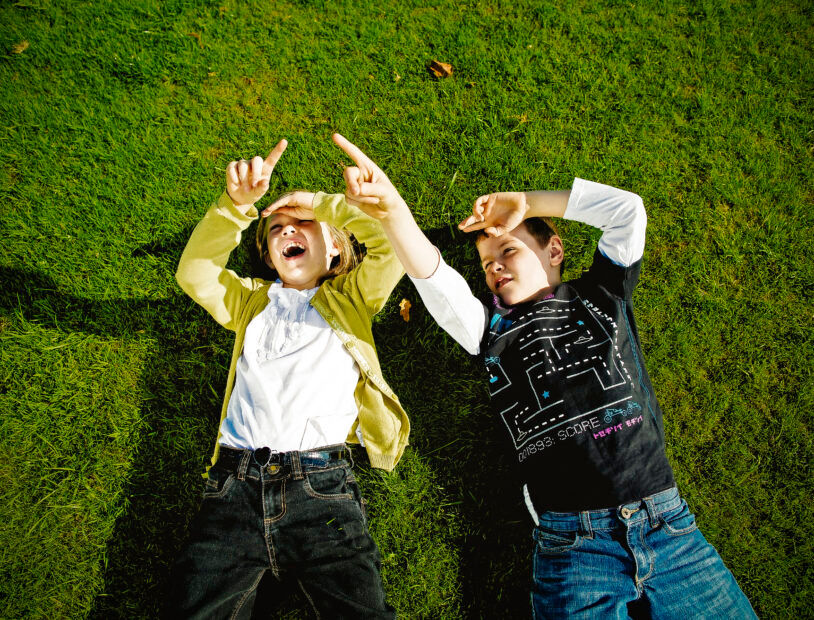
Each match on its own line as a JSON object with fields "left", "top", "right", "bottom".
{"left": 166, "top": 445, "right": 394, "bottom": 619}
{"left": 532, "top": 487, "right": 757, "bottom": 619}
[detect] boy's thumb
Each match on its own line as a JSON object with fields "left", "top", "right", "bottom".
{"left": 458, "top": 215, "right": 487, "bottom": 231}
{"left": 358, "top": 181, "right": 389, "bottom": 199}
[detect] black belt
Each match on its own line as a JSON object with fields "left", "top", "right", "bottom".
{"left": 216, "top": 445, "right": 348, "bottom": 471}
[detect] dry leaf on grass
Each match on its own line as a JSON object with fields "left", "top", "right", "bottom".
{"left": 12, "top": 41, "right": 29, "bottom": 54}
{"left": 428, "top": 60, "right": 453, "bottom": 78}
{"left": 399, "top": 299, "right": 412, "bottom": 322}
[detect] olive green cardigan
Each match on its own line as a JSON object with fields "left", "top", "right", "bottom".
{"left": 175, "top": 191, "right": 409, "bottom": 471}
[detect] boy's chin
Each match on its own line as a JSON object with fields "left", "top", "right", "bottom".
{"left": 496, "top": 289, "right": 538, "bottom": 307}
{"left": 495, "top": 290, "right": 518, "bottom": 306}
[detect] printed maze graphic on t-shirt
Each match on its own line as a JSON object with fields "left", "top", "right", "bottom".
{"left": 486, "top": 296, "right": 634, "bottom": 450}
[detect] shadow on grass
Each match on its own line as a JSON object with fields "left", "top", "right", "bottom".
{"left": 380, "top": 226, "right": 534, "bottom": 617}
{"left": 0, "top": 224, "right": 534, "bottom": 618}
{"left": 0, "top": 247, "right": 239, "bottom": 617}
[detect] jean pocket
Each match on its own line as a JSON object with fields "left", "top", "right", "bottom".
{"left": 533, "top": 526, "right": 583, "bottom": 555}
{"left": 660, "top": 499, "right": 698, "bottom": 536}
{"left": 203, "top": 465, "right": 235, "bottom": 500}
{"left": 303, "top": 466, "right": 354, "bottom": 501}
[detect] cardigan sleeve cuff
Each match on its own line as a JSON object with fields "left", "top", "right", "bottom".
{"left": 215, "top": 191, "right": 259, "bottom": 226}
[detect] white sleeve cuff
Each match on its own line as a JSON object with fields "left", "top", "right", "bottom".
{"left": 409, "top": 251, "right": 486, "bottom": 355}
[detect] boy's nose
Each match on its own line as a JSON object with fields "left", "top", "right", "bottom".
{"left": 282, "top": 224, "right": 297, "bottom": 235}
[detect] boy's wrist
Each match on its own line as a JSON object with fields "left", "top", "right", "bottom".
{"left": 380, "top": 197, "right": 411, "bottom": 221}
{"left": 523, "top": 190, "right": 570, "bottom": 220}
{"left": 520, "top": 193, "right": 533, "bottom": 219}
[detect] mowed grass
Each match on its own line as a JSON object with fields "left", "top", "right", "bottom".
{"left": 1, "top": 0, "right": 812, "bottom": 617}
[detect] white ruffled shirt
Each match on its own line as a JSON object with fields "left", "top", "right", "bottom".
{"left": 219, "top": 281, "right": 360, "bottom": 451}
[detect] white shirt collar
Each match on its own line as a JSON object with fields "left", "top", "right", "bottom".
{"left": 267, "top": 279, "right": 319, "bottom": 303}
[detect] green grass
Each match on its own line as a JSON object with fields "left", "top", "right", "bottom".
{"left": 1, "top": 0, "right": 812, "bottom": 617}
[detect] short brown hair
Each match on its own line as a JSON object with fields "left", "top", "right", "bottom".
{"left": 475, "top": 217, "right": 563, "bottom": 273}
{"left": 474, "top": 217, "right": 558, "bottom": 247}
{"left": 255, "top": 217, "right": 360, "bottom": 285}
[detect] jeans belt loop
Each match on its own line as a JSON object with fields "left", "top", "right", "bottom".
{"left": 237, "top": 450, "right": 252, "bottom": 481}
{"left": 291, "top": 451, "right": 304, "bottom": 480}
{"left": 643, "top": 495, "right": 659, "bottom": 527}
{"left": 578, "top": 510, "right": 593, "bottom": 538}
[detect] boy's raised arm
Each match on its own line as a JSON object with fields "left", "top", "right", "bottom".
{"left": 332, "top": 134, "right": 487, "bottom": 355}
{"left": 331, "top": 133, "right": 439, "bottom": 279}
{"left": 458, "top": 190, "right": 570, "bottom": 236}
{"left": 461, "top": 180, "right": 645, "bottom": 269}
{"left": 563, "top": 178, "right": 646, "bottom": 268}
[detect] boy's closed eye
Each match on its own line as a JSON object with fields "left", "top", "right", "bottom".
{"left": 482, "top": 247, "right": 516, "bottom": 271}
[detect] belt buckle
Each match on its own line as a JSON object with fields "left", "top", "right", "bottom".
{"left": 253, "top": 447, "right": 280, "bottom": 474}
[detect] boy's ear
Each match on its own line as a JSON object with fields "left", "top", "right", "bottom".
{"left": 548, "top": 235, "right": 564, "bottom": 266}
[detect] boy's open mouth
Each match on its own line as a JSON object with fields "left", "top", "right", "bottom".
{"left": 495, "top": 277, "right": 511, "bottom": 290}
{"left": 282, "top": 241, "right": 306, "bottom": 259}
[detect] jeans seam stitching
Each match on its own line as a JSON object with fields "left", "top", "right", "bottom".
{"left": 264, "top": 478, "right": 287, "bottom": 525}
{"left": 638, "top": 524, "right": 655, "bottom": 582}
{"left": 262, "top": 476, "right": 281, "bottom": 575}
{"left": 297, "top": 578, "right": 321, "bottom": 620}
{"left": 303, "top": 473, "right": 354, "bottom": 501}
{"left": 228, "top": 569, "right": 265, "bottom": 620}
{"left": 534, "top": 531, "right": 584, "bottom": 554}
{"left": 662, "top": 520, "right": 698, "bottom": 536}
{"left": 203, "top": 473, "right": 236, "bottom": 500}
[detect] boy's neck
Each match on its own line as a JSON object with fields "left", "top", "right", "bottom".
{"left": 501, "top": 282, "right": 559, "bottom": 307}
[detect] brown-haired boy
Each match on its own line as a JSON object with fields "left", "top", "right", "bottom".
{"left": 332, "top": 133, "right": 756, "bottom": 618}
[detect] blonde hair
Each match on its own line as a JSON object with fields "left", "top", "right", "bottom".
{"left": 255, "top": 216, "right": 360, "bottom": 285}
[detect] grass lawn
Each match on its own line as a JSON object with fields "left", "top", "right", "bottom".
{"left": 1, "top": 0, "right": 811, "bottom": 617}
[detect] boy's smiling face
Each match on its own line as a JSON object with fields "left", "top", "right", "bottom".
{"left": 264, "top": 213, "right": 339, "bottom": 290}
{"left": 476, "top": 224, "right": 564, "bottom": 306}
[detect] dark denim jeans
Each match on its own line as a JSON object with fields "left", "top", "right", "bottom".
{"left": 167, "top": 445, "right": 395, "bottom": 619}
{"left": 531, "top": 487, "right": 757, "bottom": 619}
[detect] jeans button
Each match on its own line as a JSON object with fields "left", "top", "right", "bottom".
{"left": 621, "top": 507, "right": 633, "bottom": 519}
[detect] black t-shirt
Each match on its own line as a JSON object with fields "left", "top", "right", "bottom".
{"left": 480, "top": 249, "right": 675, "bottom": 512}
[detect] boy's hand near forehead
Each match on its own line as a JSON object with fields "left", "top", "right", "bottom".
{"left": 332, "top": 133, "right": 439, "bottom": 279}
{"left": 459, "top": 190, "right": 571, "bottom": 237}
